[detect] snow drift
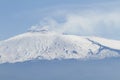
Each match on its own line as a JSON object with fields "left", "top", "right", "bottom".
{"left": 0, "top": 28, "right": 120, "bottom": 63}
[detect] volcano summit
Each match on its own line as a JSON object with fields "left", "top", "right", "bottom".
{"left": 0, "top": 28, "right": 120, "bottom": 63}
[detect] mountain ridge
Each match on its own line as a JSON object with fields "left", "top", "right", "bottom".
{"left": 0, "top": 31, "right": 120, "bottom": 63}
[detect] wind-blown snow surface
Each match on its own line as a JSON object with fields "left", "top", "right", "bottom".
{"left": 0, "top": 30, "right": 120, "bottom": 63}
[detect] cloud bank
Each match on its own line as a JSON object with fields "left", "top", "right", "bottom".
{"left": 29, "top": 1, "right": 120, "bottom": 40}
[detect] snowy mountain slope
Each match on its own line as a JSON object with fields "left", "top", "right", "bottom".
{"left": 87, "top": 37, "right": 120, "bottom": 50}
{"left": 0, "top": 30, "right": 120, "bottom": 63}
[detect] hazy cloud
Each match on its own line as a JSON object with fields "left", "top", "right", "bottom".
{"left": 30, "top": 1, "right": 120, "bottom": 39}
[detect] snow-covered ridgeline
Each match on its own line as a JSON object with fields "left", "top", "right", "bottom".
{"left": 0, "top": 29, "right": 120, "bottom": 63}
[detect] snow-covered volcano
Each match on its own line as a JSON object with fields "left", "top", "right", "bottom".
{"left": 0, "top": 28, "right": 120, "bottom": 63}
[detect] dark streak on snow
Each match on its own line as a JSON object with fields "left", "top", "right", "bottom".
{"left": 86, "top": 38, "right": 120, "bottom": 55}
